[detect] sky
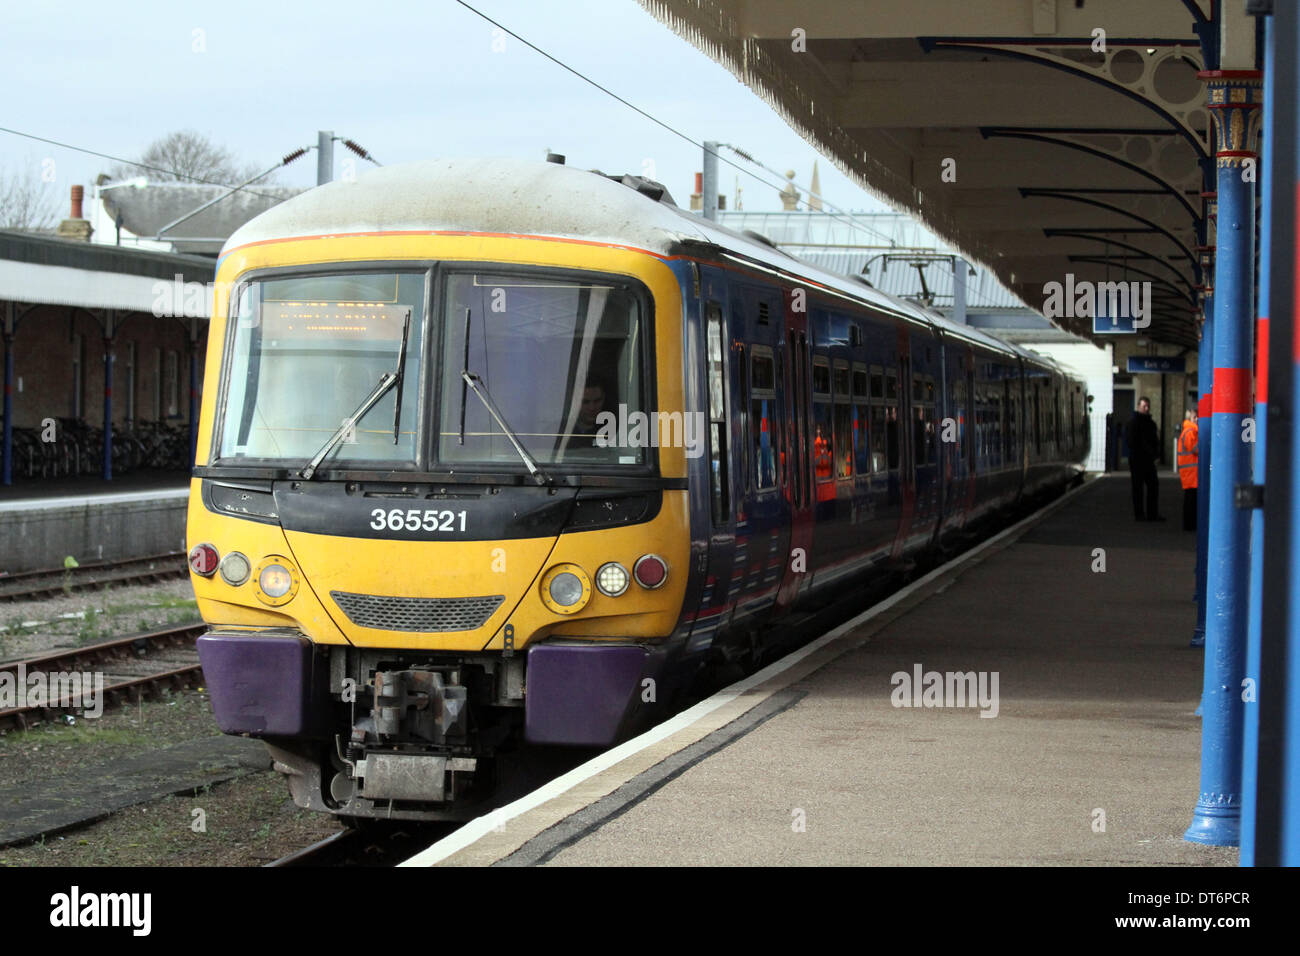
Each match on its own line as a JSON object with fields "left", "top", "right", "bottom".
{"left": 0, "top": 0, "right": 893, "bottom": 219}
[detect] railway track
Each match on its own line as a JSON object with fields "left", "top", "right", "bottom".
{"left": 0, "top": 552, "right": 188, "bottom": 603}
{"left": 0, "top": 622, "right": 206, "bottom": 732}
{"left": 267, "top": 822, "right": 461, "bottom": 867}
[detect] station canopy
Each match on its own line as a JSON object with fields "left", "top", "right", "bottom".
{"left": 639, "top": 0, "right": 1246, "bottom": 350}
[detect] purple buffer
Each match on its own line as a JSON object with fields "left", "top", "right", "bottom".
{"left": 525, "top": 643, "right": 650, "bottom": 746}
{"left": 197, "top": 633, "right": 330, "bottom": 737}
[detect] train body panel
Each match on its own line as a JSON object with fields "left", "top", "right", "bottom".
{"left": 187, "top": 159, "right": 1089, "bottom": 820}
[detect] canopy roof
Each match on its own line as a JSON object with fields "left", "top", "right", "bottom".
{"left": 639, "top": 0, "right": 1250, "bottom": 349}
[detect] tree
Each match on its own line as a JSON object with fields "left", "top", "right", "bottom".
{"left": 0, "top": 161, "right": 61, "bottom": 232}
{"left": 108, "top": 130, "right": 275, "bottom": 186}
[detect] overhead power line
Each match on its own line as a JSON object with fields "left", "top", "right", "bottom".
{"left": 451, "top": 0, "right": 892, "bottom": 247}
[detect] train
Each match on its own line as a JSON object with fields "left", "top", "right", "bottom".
{"left": 187, "top": 157, "right": 1089, "bottom": 821}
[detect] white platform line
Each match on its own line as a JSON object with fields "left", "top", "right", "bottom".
{"left": 400, "top": 475, "right": 1100, "bottom": 867}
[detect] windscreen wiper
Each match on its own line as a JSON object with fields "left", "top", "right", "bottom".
{"left": 301, "top": 308, "right": 412, "bottom": 480}
{"left": 391, "top": 309, "right": 412, "bottom": 444}
{"left": 300, "top": 372, "right": 397, "bottom": 480}
{"left": 461, "top": 370, "right": 551, "bottom": 486}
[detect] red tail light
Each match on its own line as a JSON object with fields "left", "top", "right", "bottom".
{"left": 188, "top": 542, "right": 219, "bottom": 576}
{"left": 633, "top": 554, "right": 667, "bottom": 589}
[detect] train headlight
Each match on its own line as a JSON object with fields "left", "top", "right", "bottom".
{"left": 540, "top": 563, "right": 591, "bottom": 615}
{"left": 595, "top": 562, "right": 630, "bottom": 597}
{"left": 219, "top": 551, "right": 251, "bottom": 586}
{"left": 188, "top": 543, "right": 219, "bottom": 577}
{"left": 254, "top": 555, "right": 300, "bottom": 607}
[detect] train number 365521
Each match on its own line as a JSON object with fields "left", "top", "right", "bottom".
{"left": 369, "top": 508, "right": 468, "bottom": 533}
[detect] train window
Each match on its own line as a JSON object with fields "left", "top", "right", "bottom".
{"left": 913, "top": 374, "right": 935, "bottom": 466}
{"left": 788, "top": 333, "right": 804, "bottom": 506}
{"left": 833, "top": 361, "right": 852, "bottom": 479}
{"left": 220, "top": 271, "right": 427, "bottom": 465}
{"left": 852, "top": 364, "right": 870, "bottom": 475}
{"left": 737, "top": 342, "right": 749, "bottom": 494}
{"left": 707, "top": 305, "right": 729, "bottom": 525}
{"left": 812, "top": 360, "right": 831, "bottom": 396}
{"left": 885, "top": 369, "right": 900, "bottom": 470}
{"left": 434, "top": 271, "right": 648, "bottom": 470}
{"left": 1005, "top": 379, "right": 1016, "bottom": 462}
{"left": 812, "top": 357, "right": 833, "bottom": 482}
{"left": 952, "top": 375, "right": 966, "bottom": 467}
{"left": 833, "top": 365, "right": 850, "bottom": 399}
{"left": 750, "top": 350, "right": 778, "bottom": 492}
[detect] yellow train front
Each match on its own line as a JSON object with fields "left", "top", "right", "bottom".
{"left": 188, "top": 159, "right": 696, "bottom": 821}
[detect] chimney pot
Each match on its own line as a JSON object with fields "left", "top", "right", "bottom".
{"left": 70, "top": 184, "right": 84, "bottom": 219}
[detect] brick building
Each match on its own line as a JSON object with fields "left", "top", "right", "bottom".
{"left": 0, "top": 189, "right": 214, "bottom": 484}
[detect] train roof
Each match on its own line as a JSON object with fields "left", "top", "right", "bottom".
{"left": 223, "top": 157, "right": 1070, "bottom": 377}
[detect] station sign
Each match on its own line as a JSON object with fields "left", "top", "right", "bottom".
{"left": 1093, "top": 313, "right": 1138, "bottom": 334}
{"left": 1127, "top": 356, "right": 1185, "bottom": 374}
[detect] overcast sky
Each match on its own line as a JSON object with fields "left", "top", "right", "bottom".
{"left": 1, "top": 0, "right": 893, "bottom": 218}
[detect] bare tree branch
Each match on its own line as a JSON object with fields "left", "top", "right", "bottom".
{"left": 106, "top": 129, "right": 277, "bottom": 186}
{"left": 0, "top": 161, "right": 61, "bottom": 231}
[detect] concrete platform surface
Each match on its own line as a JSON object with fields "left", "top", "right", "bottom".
{"left": 407, "top": 473, "right": 1238, "bottom": 867}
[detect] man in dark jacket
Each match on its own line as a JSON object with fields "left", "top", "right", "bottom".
{"left": 1125, "top": 396, "right": 1163, "bottom": 521}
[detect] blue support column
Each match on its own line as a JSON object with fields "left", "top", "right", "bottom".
{"left": 102, "top": 334, "right": 114, "bottom": 482}
{"left": 1186, "top": 70, "right": 1263, "bottom": 847}
{"left": 1193, "top": 245, "right": 1215, "bottom": 647}
{"left": 1241, "top": 12, "right": 1276, "bottom": 866}
{"left": 2, "top": 328, "right": 13, "bottom": 487}
{"left": 1251, "top": 0, "right": 1300, "bottom": 867}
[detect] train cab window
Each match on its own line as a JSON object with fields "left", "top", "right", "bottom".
{"left": 833, "top": 361, "right": 852, "bottom": 479}
{"left": 852, "top": 365, "right": 870, "bottom": 476}
{"left": 750, "top": 349, "right": 779, "bottom": 492}
{"left": 812, "top": 357, "right": 833, "bottom": 482}
{"left": 220, "top": 271, "right": 427, "bottom": 465}
{"left": 434, "top": 271, "right": 649, "bottom": 471}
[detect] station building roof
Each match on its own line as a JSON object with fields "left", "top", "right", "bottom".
{"left": 0, "top": 230, "right": 215, "bottom": 318}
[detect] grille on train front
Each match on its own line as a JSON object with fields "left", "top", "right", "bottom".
{"left": 330, "top": 592, "right": 506, "bottom": 632}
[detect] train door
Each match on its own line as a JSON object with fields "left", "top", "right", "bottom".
{"left": 732, "top": 285, "right": 788, "bottom": 628}
{"left": 962, "top": 357, "right": 978, "bottom": 517}
{"left": 690, "top": 299, "right": 737, "bottom": 647}
{"left": 774, "top": 294, "right": 812, "bottom": 611}
{"left": 891, "top": 336, "right": 915, "bottom": 559}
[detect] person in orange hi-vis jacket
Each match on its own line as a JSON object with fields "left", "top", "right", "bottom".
{"left": 1177, "top": 410, "right": 1199, "bottom": 531}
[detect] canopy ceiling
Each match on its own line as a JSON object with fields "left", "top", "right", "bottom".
{"left": 640, "top": 0, "right": 1260, "bottom": 350}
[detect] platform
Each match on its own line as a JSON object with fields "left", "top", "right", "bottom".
{"left": 403, "top": 473, "right": 1237, "bottom": 867}
{"left": 0, "top": 472, "right": 188, "bottom": 574}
